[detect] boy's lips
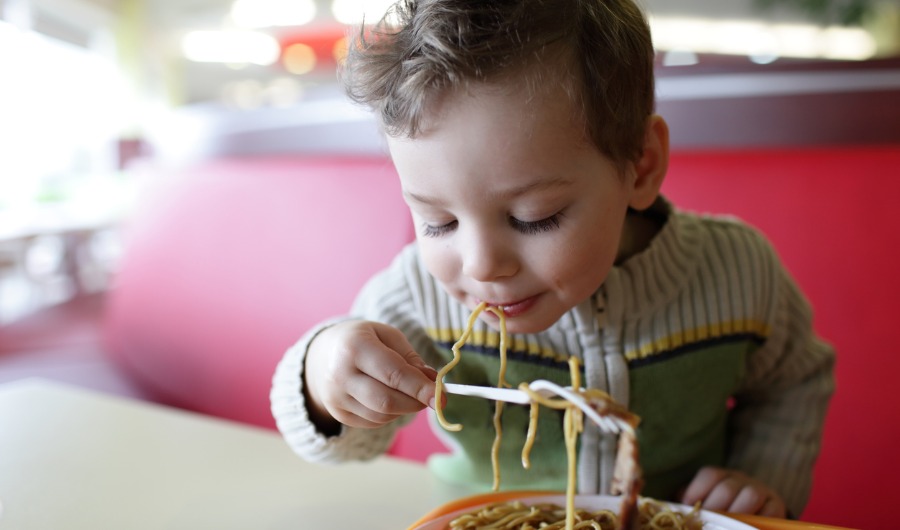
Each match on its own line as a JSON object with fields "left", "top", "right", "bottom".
{"left": 479, "top": 296, "right": 538, "bottom": 318}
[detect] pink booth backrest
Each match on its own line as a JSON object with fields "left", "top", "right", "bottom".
{"left": 104, "top": 156, "right": 415, "bottom": 428}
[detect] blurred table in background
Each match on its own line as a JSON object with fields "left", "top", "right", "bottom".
{"left": 0, "top": 204, "right": 121, "bottom": 324}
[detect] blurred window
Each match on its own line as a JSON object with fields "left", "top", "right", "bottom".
{"left": 0, "top": 20, "right": 128, "bottom": 217}
{"left": 0, "top": 20, "right": 133, "bottom": 319}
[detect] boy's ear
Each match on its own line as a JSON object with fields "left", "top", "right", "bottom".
{"left": 629, "top": 115, "right": 670, "bottom": 211}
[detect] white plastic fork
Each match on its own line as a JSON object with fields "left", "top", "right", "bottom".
{"left": 443, "top": 380, "right": 634, "bottom": 436}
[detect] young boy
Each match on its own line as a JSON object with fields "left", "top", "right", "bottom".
{"left": 270, "top": 0, "right": 834, "bottom": 519}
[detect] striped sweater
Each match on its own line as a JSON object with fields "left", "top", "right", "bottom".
{"left": 270, "top": 198, "right": 834, "bottom": 517}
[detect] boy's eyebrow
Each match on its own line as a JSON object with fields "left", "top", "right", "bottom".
{"left": 403, "top": 189, "right": 444, "bottom": 206}
{"left": 489, "top": 176, "right": 575, "bottom": 201}
{"left": 403, "top": 176, "right": 574, "bottom": 205}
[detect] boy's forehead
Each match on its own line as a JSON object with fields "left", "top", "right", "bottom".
{"left": 392, "top": 77, "right": 589, "bottom": 150}
{"left": 385, "top": 81, "right": 606, "bottom": 188}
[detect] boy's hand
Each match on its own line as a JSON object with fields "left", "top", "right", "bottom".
{"left": 680, "top": 466, "right": 787, "bottom": 518}
{"left": 303, "top": 320, "right": 438, "bottom": 434}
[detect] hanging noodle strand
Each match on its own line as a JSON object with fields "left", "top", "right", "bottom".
{"left": 434, "top": 302, "right": 489, "bottom": 432}
{"left": 486, "top": 305, "right": 508, "bottom": 492}
{"left": 433, "top": 302, "right": 511, "bottom": 491}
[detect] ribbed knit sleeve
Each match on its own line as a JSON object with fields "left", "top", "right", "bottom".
{"left": 725, "top": 231, "right": 835, "bottom": 517}
{"left": 606, "top": 206, "right": 834, "bottom": 514}
{"left": 270, "top": 244, "right": 431, "bottom": 463}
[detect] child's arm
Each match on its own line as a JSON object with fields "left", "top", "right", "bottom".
{"left": 709, "top": 247, "right": 835, "bottom": 518}
{"left": 272, "top": 316, "right": 437, "bottom": 464}
{"left": 271, "top": 245, "right": 438, "bottom": 464}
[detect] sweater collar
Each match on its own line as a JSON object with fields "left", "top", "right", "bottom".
{"left": 552, "top": 195, "right": 704, "bottom": 335}
{"left": 603, "top": 195, "right": 703, "bottom": 321}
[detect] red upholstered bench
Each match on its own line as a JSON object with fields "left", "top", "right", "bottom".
{"left": 103, "top": 156, "right": 414, "bottom": 427}
{"left": 103, "top": 147, "right": 900, "bottom": 529}
{"left": 660, "top": 147, "right": 899, "bottom": 529}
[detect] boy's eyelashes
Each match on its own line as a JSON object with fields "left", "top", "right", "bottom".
{"left": 509, "top": 213, "right": 562, "bottom": 235}
{"left": 422, "top": 220, "right": 458, "bottom": 238}
{"left": 420, "top": 213, "right": 563, "bottom": 238}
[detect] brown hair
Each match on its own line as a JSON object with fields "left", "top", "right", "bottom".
{"left": 340, "top": 0, "right": 655, "bottom": 166}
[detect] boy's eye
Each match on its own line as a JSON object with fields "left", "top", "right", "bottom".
{"left": 509, "top": 213, "right": 561, "bottom": 235}
{"left": 421, "top": 213, "right": 562, "bottom": 238}
{"left": 422, "top": 220, "right": 458, "bottom": 238}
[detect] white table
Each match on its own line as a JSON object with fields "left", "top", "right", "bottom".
{"left": 0, "top": 379, "right": 460, "bottom": 529}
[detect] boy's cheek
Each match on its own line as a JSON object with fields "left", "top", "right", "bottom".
{"left": 419, "top": 242, "right": 458, "bottom": 285}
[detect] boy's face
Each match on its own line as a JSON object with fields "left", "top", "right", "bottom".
{"left": 388, "top": 81, "right": 645, "bottom": 334}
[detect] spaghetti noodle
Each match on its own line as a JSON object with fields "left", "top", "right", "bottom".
{"left": 448, "top": 498, "right": 703, "bottom": 530}
{"left": 435, "top": 304, "right": 656, "bottom": 530}
{"left": 433, "top": 301, "right": 510, "bottom": 491}
{"left": 518, "top": 357, "right": 586, "bottom": 529}
{"left": 434, "top": 302, "right": 490, "bottom": 432}
{"left": 489, "top": 305, "right": 509, "bottom": 491}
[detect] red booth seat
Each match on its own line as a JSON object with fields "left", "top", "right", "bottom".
{"left": 103, "top": 156, "right": 414, "bottom": 426}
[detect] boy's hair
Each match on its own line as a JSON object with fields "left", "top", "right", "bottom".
{"left": 340, "top": 0, "right": 656, "bottom": 166}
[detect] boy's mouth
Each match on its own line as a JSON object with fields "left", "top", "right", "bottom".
{"left": 480, "top": 296, "right": 538, "bottom": 318}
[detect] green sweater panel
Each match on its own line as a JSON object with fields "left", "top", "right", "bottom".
{"left": 428, "top": 336, "right": 758, "bottom": 501}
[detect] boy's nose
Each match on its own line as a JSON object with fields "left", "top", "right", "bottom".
{"left": 461, "top": 234, "right": 518, "bottom": 282}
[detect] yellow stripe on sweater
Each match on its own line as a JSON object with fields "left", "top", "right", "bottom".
{"left": 625, "top": 319, "right": 771, "bottom": 362}
{"left": 426, "top": 328, "right": 569, "bottom": 363}
{"left": 430, "top": 318, "right": 771, "bottom": 365}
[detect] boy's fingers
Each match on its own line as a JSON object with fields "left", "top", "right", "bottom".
{"left": 377, "top": 325, "right": 431, "bottom": 368}
{"left": 329, "top": 395, "right": 386, "bottom": 428}
{"left": 360, "top": 326, "right": 436, "bottom": 407}
{"left": 759, "top": 496, "right": 787, "bottom": 518}
{"left": 681, "top": 466, "right": 785, "bottom": 517}
{"left": 704, "top": 477, "right": 746, "bottom": 511}
{"left": 415, "top": 364, "right": 439, "bottom": 381}
{"left": 344, "top": 369, "right": 427, "bottom": 415}
{"left": 680, "top": 466, "right": 725, "bottom": 505}
{"left": 729, "top": 485, "right": 767, "bottom": 514}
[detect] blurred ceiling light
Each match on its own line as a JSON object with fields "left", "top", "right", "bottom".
{"left": 331, "top": 0, "right": 396, "bottom": 25}
{"left": 264, "top": 78, "right": 303, "bottom": 108}
{"left": 282, "top": 43, "right": 317, "bottom": 74}
{"left": 749, "top": 52, "right": 780, "bottom": 65}
{"left": 182, "top": 30, "right": 280, "bottom": 66}
{"left": 222, "top": 79, "right": 266, "bottom": 110}
{"left": 231, "top": 0, "right": 316, "bottom": 29}
{"left": 662, "top": 49, "right": 699, "bottom": 67}
{"left": 649, "top": 16, "right": 877, "bottom": 61}
{"left": 333, "top": 37, "right": 349, "bottom": 64}
{"left": 821, "top": 26, "right": 881, "bottom": 60}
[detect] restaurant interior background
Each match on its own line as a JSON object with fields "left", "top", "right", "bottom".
{"left": 0, "top": 0, "right": 899, "bottom": 527}
{"left": 0, "top": 0, "right": 898, "bottom": 322}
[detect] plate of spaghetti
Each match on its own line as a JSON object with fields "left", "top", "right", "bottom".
{"left": 408, "top": 491, "right": 758, "bottom": 530}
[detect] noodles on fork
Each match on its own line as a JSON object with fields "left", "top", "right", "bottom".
{"left": 434, "top": 304, "right": 679, "bottom": 530}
